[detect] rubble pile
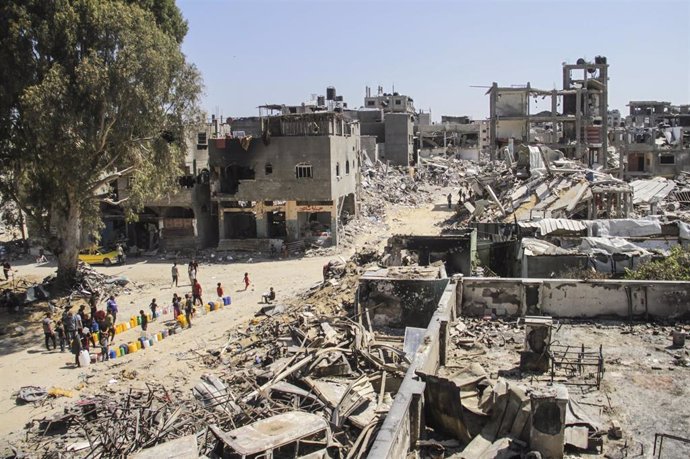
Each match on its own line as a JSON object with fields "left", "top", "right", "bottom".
{"left": 21, "top": 249, "right": 403, "bottom": 458}
{"left": 451, "top": 317, "right": 521, "bottom": 350}
{"left": 42, "top": 263, "right": 131, "bottom": 299}
{"left": 23, "top": 385, "right": 208, "bottom": 458}
{"left": 360, "top": 163, "right": 430, "bottom": 218}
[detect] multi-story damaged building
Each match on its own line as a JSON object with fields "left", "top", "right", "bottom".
{"left": 488, "top": 56, "right": 609, "bottom": 166}
{"left": 208, "top": 111, "right": 359, "bottom": 250}
{"left": 101, "top": 119, "right": 222, "bottom": 252}
{"left": 417, "top": 115, "right": 485, "bottom": 161}
{"left": 620, "top": 101, "right": 690, "bottom": 178}
{"left": 349, "top": 87, "right": 415, "bottom": 166}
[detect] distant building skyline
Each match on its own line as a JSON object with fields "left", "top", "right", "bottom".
{"left": 178, "top": 0, "right": 690, "bottom": 121}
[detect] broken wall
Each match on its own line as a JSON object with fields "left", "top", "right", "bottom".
{"left": 368, "top": 280, "right": 457, "bottom": 459}
{"left": 384, "top": 113, "right": 413, "bottom": 166}
{"left": 209, "top": 136, "right": 356, "bottom": 202}
{"left": 385, "top": 233, "right": 477, "bottom": 276}
{"left": 522, "top": 254, "right": 589, "bottom": 278}
{"left": 359, "top": 277, "right": 449, "bottom": 328}
{"left": 461, "top": 277, "right": 690, "bottom": 319}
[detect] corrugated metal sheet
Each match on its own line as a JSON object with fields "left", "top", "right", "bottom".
{"left": 631, "top": 178, "right": 676, "bottom": 204}
{"left": 518, "top": 218, "right": 587, "bottom": 236}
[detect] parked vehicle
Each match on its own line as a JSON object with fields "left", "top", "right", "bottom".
{"left": 78, "top": 247, "right": 122, "bottom": 266}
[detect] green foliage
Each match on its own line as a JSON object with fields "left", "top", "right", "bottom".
{"left": 624, "top": 246, "right": 690, "bottom": 281}
{"left": 0, "top": 0, "right": 201, "bottom": 278}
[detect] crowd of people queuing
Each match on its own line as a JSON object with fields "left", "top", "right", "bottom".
{"left": 38, "top": 259, "right": 270, "bottom": 368}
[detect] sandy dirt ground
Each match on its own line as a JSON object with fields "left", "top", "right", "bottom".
{"left": 0, "top": 187, "right": 455, "bottom": 449}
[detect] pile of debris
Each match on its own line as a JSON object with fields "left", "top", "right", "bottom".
{"left": 40, "top": 263, "right": 130, "bottom": 299}
{"left": 360, "top": 162, "right": 430, "bottom": 219}
{"left": 20, "top": 249, "right": 405, "bottom": 458}
{"left": 22, "top": 384, "right": 209, "bottom": 458}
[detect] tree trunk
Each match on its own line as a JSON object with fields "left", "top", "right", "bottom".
{"left": 54, "top": 194, "right": 82, "bottom": 286}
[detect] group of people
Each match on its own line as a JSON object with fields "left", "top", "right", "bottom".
{"left": 39, "top": 259, "right": 276, "bottom": 368}
{"left": 40, "top": 293, "right": 120, "bottom": 367}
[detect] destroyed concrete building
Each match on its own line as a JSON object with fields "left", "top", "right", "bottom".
{"left": 620, "top": 100, "right": 690, "bottom": 178}
{"left": 417, "top": 116, "right": 486, "bottom": 161}
{"left": 347, "top": 86, "right": 416, "bottom": 166}
{"left": 100, "top": 119, "right": 223, "bottom": 251}
{"left": 488, "top": 56, "right": 609, "bottom": 166}
{"left": 208, "top": 111, "right": 359, "bottom": 251}
{"left": 382, "top": 232, "right": 477, "bottom": 277}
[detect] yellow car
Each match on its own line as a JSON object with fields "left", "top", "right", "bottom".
{"left": 78, "top": 247, "right": 121, "bottom": 266}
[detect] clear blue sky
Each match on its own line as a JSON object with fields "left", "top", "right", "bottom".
{"left": 178, "top": 0, "right": 690, "bottom": 121}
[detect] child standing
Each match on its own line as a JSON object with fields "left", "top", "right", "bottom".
{"left": 243, "top": 273, "right": 250, "bottom": 291}
{"left": 100, "top": 334, "right": 110, "bottom": 362}
{"left": 149, "top": 298, "right": 158, "bottom": 321}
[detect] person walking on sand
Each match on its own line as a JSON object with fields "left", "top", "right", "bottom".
{"left": 243, "top": 273, "right": 250, "bottom": 291}
{"left": 184, "top": 294, "right": 193, "bottom": 328}
{"left": 139, "top": 310, "right": 148, "bottom": 332}
{"left": 3, "top": 260, "right": 12, "bottom": 281}
{"left": 192, "top": 279, "right": 203, "bottom": 306}
{"left": 56, "top": 319, "right": 67, "bottom": 352}
{"left": 149, "top": 298, "right": 158, "bottom": 320}
{"left": 187, "top": 261, "right": 195, "bottom": 286}
{"left": 99, "top": 334, "right": 110, "bottom": 362}
{"left": 116, "top": 244, "right": 125, "bottom": 265}
{"left": 172, "top": 293, "right": 181, "bottom": 318}
{"left": 447, "top": 193, "right": 452, "bottom": 209}
{"left": 42, "top": 314, "right": 57, "bottom": 351}
{"left": 216, "top": 282, "right": 224, "bottom": 299}
{"left": 71, "top": 333, "right": 83, "bottom": 367}
{"left": 171, "top": 263, "right": 179, "bottom": 287}
{"left": 104, "top": 311, "right": 115, "bottom": 343}
{"left": 106, "top": 295, "right": 118, "bottom": 323}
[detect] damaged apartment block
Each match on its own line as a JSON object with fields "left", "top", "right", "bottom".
{"left": 488, "top": 56, "right": 609, "bottom": 167}
{"left": 209, "top": 111, "right": 359, "bottom": 251}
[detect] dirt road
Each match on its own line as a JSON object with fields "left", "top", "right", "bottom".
{"left": 0, "top": 186, "right": 454, "bottom": 448}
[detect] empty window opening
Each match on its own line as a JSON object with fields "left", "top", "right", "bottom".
{"left": 367, "top": 100, "right": 375, "bottom": 106}
{"left": 296, "top": 163, "right": 313, "bottom": 179}
{"left": 265, "top": 163, "right": 273, "bottom": 175}
{"left": 659, "top": 155, "right": 675, "bottom": 165}
{"left": 336, "top": 162, "right": 340, "bottom": 177}
{"left": 395, "top": 99, "right": 402, "bottom": 105}
{"left": 197, "top": 132, "right": 207, "bottom": 145}
{"left": 345, "top": 160, "right": 350, "bottom": 174}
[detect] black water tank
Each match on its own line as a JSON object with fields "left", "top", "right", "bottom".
{"left": 335, "top": 95, "right": 343, "bottom": 102}
{"left": 595, "top": 55, "right": 607, "bottom": 64}
{"left": 317, "top": 96, "right": 325, "bottom": 106}
{"left": 576, "top": 58, "right": 586, "bottom": 65}
{"left": 326, "top": 86, "right": 336, "bottom": 101}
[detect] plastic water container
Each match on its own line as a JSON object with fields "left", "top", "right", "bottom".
{"left": 128, "top": 342, "right": 137, "bottom": 353}
{"left": 136, "top": 315, "right": 141, "bottom": 326}
{"left": 109, "top": 350, "right": 117, "bottom": 359}
{"left": 92, "top": 332, "right": 99, "bottom": 344}
{"left": 156, "top": 333, "right": 162, "bottom": 342}
{"left": 149, "top": 338, "right": 154, "bottom": 346}
{"left": 78, "top": 350, "right": 90, "bottom": 367}
{"left": 224, "top": 296, "right": 231, "bottom": 305}
{"left": 176, "top": 314, "right": 187, "bottom": 328}
{"left": 215, "top": 301, "right": 222, "bottom": 310}
{"left": 161, "top": 329, "right": 169, "bottom": 338}
{"left": 124, "top": 322, "right": 130, "bottom": 330}
{"left": 142, "top": 339, "right": 150, "bottom": 349}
